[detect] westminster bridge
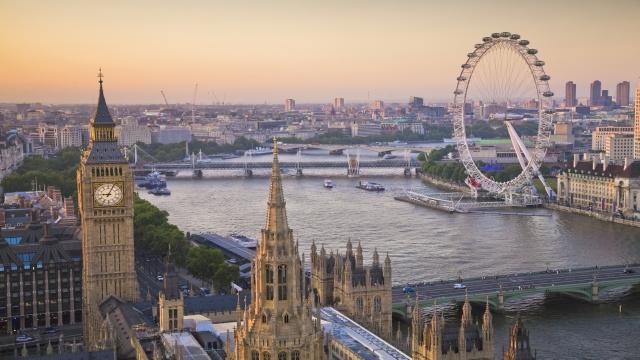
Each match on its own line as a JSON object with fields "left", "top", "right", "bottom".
{"left": 391, "top": 263, "right": 640, "bottom": 317}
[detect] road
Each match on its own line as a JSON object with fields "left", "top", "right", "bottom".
{"left": 392, "top": 264, "right": 640, "bottom": 305}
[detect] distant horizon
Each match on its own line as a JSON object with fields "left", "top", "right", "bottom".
{"left": 1, "top": 1, "right": 639, "bottom": 104}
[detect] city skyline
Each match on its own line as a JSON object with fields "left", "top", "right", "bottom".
{"left": 1, "top": 0, "right": 639, "bottom": 105}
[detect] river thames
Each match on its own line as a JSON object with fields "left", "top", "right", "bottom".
{"left": 139, "top": 153, "right": 640, "bottom": 358}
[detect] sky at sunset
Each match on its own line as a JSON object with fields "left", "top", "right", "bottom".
{"left": 1, "top": 0, "right": 638, "bottom": 105}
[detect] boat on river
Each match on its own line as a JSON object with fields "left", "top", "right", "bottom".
{"left": 324, "top": 179, "right": 334, "bottom": 188}
{"left": 148, "top": 187, "right": 171, "bottom": 196}
{"left": 356, "top": 181, "right": 385, "bottom": 192}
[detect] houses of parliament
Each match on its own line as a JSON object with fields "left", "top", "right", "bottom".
{"left": 68, "top": 74, "right": 537, "bottom": 359}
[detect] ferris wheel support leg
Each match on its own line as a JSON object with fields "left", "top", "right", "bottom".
{"left": 506, "top": 122, "right": 555, "bottom": 198}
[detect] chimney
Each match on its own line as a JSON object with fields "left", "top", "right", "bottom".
{"left": 583, "top": 152, "right": 590, "bottom": 162}
{"left": 573, "top": 153, "right": 579, "bottom": 168}
{"left": 601, "top": 155, "right": 608, "bottom": 171}
{"left": 592, "top": 157, "right": 597, "bottom": 170}
{"left": 624, "top": 157, "right": 630, "bottom": 171}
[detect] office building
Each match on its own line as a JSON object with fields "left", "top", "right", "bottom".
{"left": 334, "top": 97, "right": 344, "bottom": 110}
{"left": 604, "top": 133, "right": 634, "bottom": 161}
{"left": 59, "top": 125, "right": 84, "bottom": 149}
{"left": 616, "top": 81, "right": 631, "bottom": 106}
{"left": 0, "top": 189, "right": 80, "bottom": 334}
{"left": 565, "top": 81, "right": 577, "bottom": 107}
{"left": 37, "top": 123, "right": 59, "bottom": 151}
{"left": 116, "top": 124, "right": 152, "bottom": 146}
{"left": 591, "top": 126, "right": 634, "bottom": 151}
{"left": 150, "top": 126, "right": 191, "bottom": 144}
{"left": 410, "top": 96, "right": 424, "bottom": 110}
{"left": 601, "top": 89, "right": 613, "bottom": 107}
{"left": 590, "top": 80, "right": 602, "bottom": 106}
{"left": 285, "top": 98, "right": 296, "bottom": 112}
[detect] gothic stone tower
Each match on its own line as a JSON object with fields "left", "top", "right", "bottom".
{"left": 310, "top": 240, "right": 392, "bottom": 339}
{"left": 78, "top": 72, "right": 138, "bottom": 350}
{"left": 234, "top": 144, "right": 324, "bottom": 360}
{"left": 159, "top": 257, "right": 184, "bottom": 332}
{"left": 411, "top": 295, "right": 494, "bottom": 360}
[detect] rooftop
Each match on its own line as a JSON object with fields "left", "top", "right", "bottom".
{"left": 320, "top": 307, "right": 409, "bottom": 360}
{"left": 161, "top": 332, "right": 210, "bottom": 360}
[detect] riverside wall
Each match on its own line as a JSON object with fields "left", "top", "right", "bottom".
{"left": 545, "top": 203, "right": 640, "bottom": 228}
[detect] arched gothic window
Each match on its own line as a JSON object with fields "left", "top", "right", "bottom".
{"left": 374, "top": 296, "right": 382, "bottom": 313}
{"left": 278, "top": 352, "right": 287, "bottom": 360}
{"left": 263, "top": 352, "right": 271, "bottom": 360}
{"left": 291, "top": 351, "right": 300, "bottom": 360}
{"left": 251, "top": 351, "right": 259, "bottom": 360}
{"left": 266, "top": 265, "right": 274, "bottom": 300}
{"left": 356, "top": 297, "right": 364, "bottom": 315}
{"left": 278, "top": 265, "right": 288, "bottom": 300}
{"left": 283, "top": 313, "right": 289, "bottom": 323}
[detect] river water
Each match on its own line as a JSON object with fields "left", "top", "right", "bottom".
{"left": 139, "top": 150, "right": 640, "bottom": 359}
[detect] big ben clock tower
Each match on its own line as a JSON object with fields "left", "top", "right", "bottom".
{"left": 78, "top": 71, "right": 138, "bottom": 350}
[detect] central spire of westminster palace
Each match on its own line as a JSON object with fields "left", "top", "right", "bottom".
{"left": 233, "top": 141, "right": 325, "bottom": 360}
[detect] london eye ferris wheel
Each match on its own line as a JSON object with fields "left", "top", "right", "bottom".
{"left": 452, "top": 32, "right": 555, "bottom": 197}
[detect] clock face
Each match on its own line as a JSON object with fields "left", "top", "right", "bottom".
{"left": 94, "top": 183, "right": 123, "bottom": 206}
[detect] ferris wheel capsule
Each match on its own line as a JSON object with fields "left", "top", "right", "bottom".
{"left": 491, "top": 33, "right": 501, "bottom": 38}
{"left": 457, "top": 76, "right": 467, "bottom": 81}
{"left": 475, "top": 44, "right": 483, "bottom": 48}
{"left": 510, "top": 34, "right": 521, "bottom": 40}
{"left": 519, "top": 40, "right": 530, "bottom": 46}
{"left": 539, "top": 75, "right": 550, "bottom": 81}
{"left": 467, "top": 53, "right": 477, "bottom": 58}
{"left": 534, "top": 60, "right": 545, "bottom": 66}
{"left": 543, "top": 91, "right": 554, "bottom": 97}
{"left": 482, "top": 37, "right": 493, "bottom": 42}
{"left": 500, "top": 32, "right": 511, "bottom": 37}
{"left": 454, "top": 89, "right": 464, "bottom": 95}
{"left": 527, "top": 49, "right": 538, "bottom": 55}
{"left": 461, "top": 64, "right": 471, "bottom": 69}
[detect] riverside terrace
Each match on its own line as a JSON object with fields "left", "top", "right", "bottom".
{"left": 392, "top": 264, "right": 640, "bottom": 318}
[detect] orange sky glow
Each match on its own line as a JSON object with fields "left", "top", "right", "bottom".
{"left": 1, "top": 0, "right": 638, "bottom": 104}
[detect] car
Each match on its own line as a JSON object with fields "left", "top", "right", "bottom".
{"left": 623, "top": 268, "right": 635, "bottom": 274}
{"left": 453, "top": 283, "right": 466, "bottom": 289}
{"left": 16, "top": 334, "right": 33, "bottom": 342}
{"left": 402, "top": 287, "right": 416, "bottom": 294}
{"left": 156, "top": 275, "right": 164, "bottom": 281}
{"left": 42, "top": 326, "right": 58, "bottom": 334}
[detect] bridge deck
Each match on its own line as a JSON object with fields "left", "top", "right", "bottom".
{"left": 144, "top": 160, "right": 415, "bottom": 170}
{"left": 391, "top": 264, "right": 640, "bottom": 308}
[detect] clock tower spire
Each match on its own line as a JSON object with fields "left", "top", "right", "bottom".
{"left": 77, "top": 71, "right": 138, "bottom": 350}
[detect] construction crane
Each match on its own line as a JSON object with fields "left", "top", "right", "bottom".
{"left": 160, "top": 90, "right": 170, "bottom": 107}
{"left": 191, "top": 83, "right": 198, "bottom": 123}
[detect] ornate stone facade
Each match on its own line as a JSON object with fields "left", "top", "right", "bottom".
{"left": 234, "top": 145, "right": 324, "bottom": 360}
{"left": 158, "top": 257, "right": 184, "bottom": 332}
{"left": 411, "top": 296, "right": 493, "bottom": 360}
{"left": 310, "top": 240, "right": 392, "bottom": 339}
{"left": 557, "top": 155, "right": 640, "bottom": 215}
{"left": 503, "top": 316, "right": 536, "bottom": 360}
{"left": 78, "top": 74, "right": 138, "bottom": 350}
